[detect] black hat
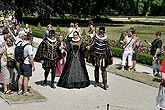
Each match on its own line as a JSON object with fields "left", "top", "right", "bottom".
{"left": 49, "top": 30, "right": 55, "bottom": 36}
{"left": 99, "top": 26, "right": 105, "bottom": 32}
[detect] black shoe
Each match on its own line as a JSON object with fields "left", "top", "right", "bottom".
{"left": 51, "top": 84, "right": 56, "bottom": 89}
{"left": 153, "top": 73, "right": 161, "bottom": 78}
{"left": 103, "top": 85, "right": 109, "bottom": 90}
{"left": 43, "top": 81, "right": 47, "bottom": 87}
{"left": 94, "top": 83, "right": 99, "bottom": 87}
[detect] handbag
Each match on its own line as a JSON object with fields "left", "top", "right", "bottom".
{"left": 7, "top": 59, "right": 16, "bottom": 68}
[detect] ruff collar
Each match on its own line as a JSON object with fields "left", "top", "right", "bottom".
{"left": 72, "top": 37, "right": 80, "bottom": 42}
{"left": 96, "top": 34, "right": 107, "bottom": 40}
{"left": 47, "top": 37, "right": 56, "bottom": 42}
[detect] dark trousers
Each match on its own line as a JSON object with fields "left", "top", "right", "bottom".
{"left": 94, "top": 66, "right": 107, "bottom": 85}
{"left": 43, "top": 67, "right": 56, "bottom": 85}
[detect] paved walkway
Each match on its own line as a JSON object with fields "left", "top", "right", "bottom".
{"left": 0, "top": 37, "right": 158, "bottom": 110}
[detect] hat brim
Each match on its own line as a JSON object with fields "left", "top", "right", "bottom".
{"left": 49, "top": 34, "right": 55, "bottom": 36}
{"left": 99, "top": 30, "right": 105, "bottom": 32}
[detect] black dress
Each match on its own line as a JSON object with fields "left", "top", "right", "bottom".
{"left": 57, "top": 41, "right": 90, "bottom": 88}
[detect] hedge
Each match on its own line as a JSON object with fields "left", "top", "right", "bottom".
{"left": 22, "top": 17, "right": 165, "bottom": 26}
{"left": 32, "top": 30, "right": 43, "bottom": 38}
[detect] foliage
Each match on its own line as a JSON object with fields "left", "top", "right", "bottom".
{"left": 37, "top": 22, "right": 42, "bottom": 31}
{"left": 21, "top": 21, "right": 25, "bottom": 27}
{"left": 32, "top": 30, "right": 43, "bottom": 38}
{"left": 56, "top": 25, "right": 61, "bottom": 32}
{"left": 0, "top": 0, "right": 165, "bottom": 24}
{"left": 118, "top": 31, "right": 125, "bottom": 43}
{"left": 81, "top": 29, "right": 87, "bottom": 37}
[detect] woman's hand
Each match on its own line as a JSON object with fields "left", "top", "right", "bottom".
{"left": 40, "top": 60, "right": 44, "bottom": 64}
{"left": 59, "top": 45, "right": 65, "bottom": 50}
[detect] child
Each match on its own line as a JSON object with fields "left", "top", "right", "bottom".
{"left": 157, "top": 45, "right": 165, "bottom": 110}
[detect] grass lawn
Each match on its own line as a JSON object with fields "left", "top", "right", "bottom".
{"left": 0, "top": 87, "right": 47, "bottom": 104}
{"left": 107, "top": 65, "right": 161, "bottom": 88}
{"left": 44, "top": 24, "right": 165, "bottom": 46}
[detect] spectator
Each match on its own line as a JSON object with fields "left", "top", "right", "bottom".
{"left": 43, "top": 24, "right": 52, "bottom": 39}
{"left": 12, "top": 16, "right": 18, "bottom": 25}
{"left": 156, "top": 45, "right": 165, "bottom": 110}
{"left": 13, "top": 24, "right": 20, "bottom": 37}
{"left": 87, "top": 24, "right": 96, "bottom": 42}
{"left": 2, "top": 22, "right": 9, "bottom": 34}
{"left": 75, "top": 22, "right": 81, "bottom": 37}
{"left": 4, "top": 34, "right": 18, "bottom": 90}
{"left": 17, "top": 33, "right": 35, "bottom": 96}
{"left": 0, "top": 28, "right": 5, "bottom": 47}
{"left": 66, "top": 23, "right": 75, "bottom": 42}
{"left": 24, "top": 24, "right": 32, "bottom": 34}
{"left": 0, "top": 36, "right": 14, "bottom": 94}
{"left": 0, "top": 20, "right": 3, "bottom": 28}
{"left": 120, "top": 31, "right": 135, "bottom": 71}
{"left": 130, "top": 27, "right": 142, "bottom": 71}
{"left": 14, "top": 31, "right": 27, "bottom": 46}
{"left": 145, "top": 31, "right": 162, "bottom": 77}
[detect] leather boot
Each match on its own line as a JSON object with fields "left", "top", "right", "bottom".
{"left": 102, "top": 71, "right": 109, "bottom": 90}
{"left": 94, "top": 70, "right": 99, "bottom": 87}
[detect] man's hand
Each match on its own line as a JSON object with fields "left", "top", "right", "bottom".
{"left": 86, "top": 46, "right": 91, "bottom": 50}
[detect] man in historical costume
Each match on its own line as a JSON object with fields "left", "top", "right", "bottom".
{"left": 34, "top": 30, "right": 61, "bottom": 88}
{"left": 86, "top": 27, "right": 113, "bottom": 90}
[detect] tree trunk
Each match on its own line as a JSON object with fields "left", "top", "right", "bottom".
{"left": 136, "top": 0, "right": 139, "bottom": 15}
{"left": 15, "top": 9, "right": 23, "bottom": 24}
{"left": 141, "top": 1, "right": 150, "bottom": 16}
{"left": 15, "top": 0, "right": 23, "bottom": 24}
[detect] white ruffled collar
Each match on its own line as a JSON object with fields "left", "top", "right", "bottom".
{"left": 72, "top": 37, "right": 80, "bottom": 42}
{"left": 47, "top": 37, "right": 56, "bottom": 42}
{"left": 96, "top": 34, "right": 107, "bottom": 40}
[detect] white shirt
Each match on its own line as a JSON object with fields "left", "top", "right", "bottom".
{"left": 0, "top": 34, "right": 5, "bottom": 46}
{"left": 22, "top": 41, "right": 33, "bottom": 64}
{"left": 68, "top": 27, "right": 75, "bottom": 37}
{"left": 124, "top": 37, "right": 134, "bottom": 51}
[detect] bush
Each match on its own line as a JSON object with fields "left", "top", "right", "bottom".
{"left": 112, "top": 47, "right": 123, "bottom": 58}
{"left": 138, "top": 53, "right": 152, "bottom": 65}
{"left": 37, "top": 23, "right": 42, "bottom": 31}
{"left": 56, "top": 25, "right": 61, "bottom": 32}
{"left": 21, "top": 22, "right": 25, "bottom": 27}
{"left": 81, "top": 29, "right": 86, "bottom": 37}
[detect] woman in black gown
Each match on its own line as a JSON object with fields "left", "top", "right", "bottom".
{"left": 57, "top": 31, "right": 90, "bottom": 88}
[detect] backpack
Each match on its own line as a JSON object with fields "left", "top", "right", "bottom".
{"left": 15, "top": 43, "right": 30, "bottom": 63}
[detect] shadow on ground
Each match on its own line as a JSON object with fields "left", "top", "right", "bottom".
{"left": 35, "top": 80, "right": 58, "bottom": 86}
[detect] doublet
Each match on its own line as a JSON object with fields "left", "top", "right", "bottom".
{"left": 41, "top": 40, "right": 59, "bottom": 61}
